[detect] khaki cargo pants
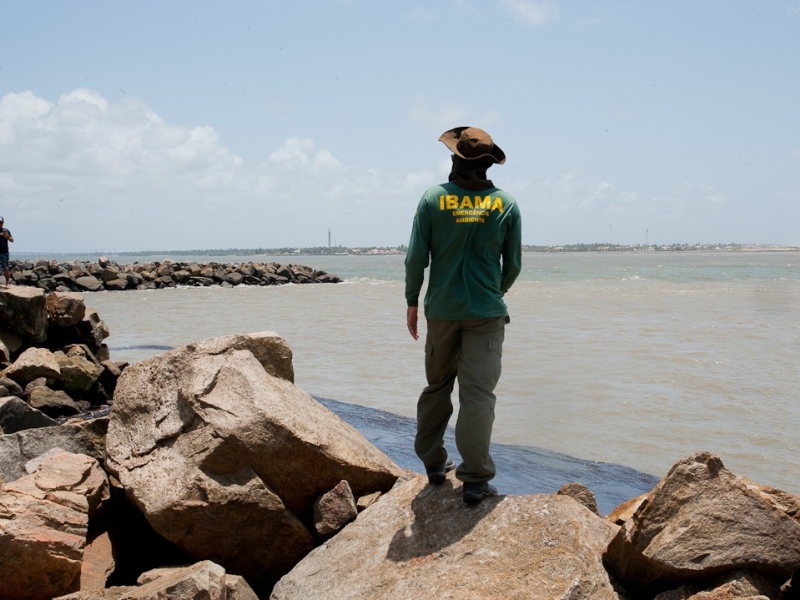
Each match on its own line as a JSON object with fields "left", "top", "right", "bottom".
{"left": 415, "top": 316, "right": 506, "bottom": 483}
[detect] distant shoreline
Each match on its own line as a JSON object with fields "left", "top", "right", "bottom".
{"left": 11, "top": 243, "right": 800, "bottom": 259}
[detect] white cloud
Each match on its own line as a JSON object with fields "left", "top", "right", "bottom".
{"left": 500, "top": 0, "right": 559, "bottom": 26}
{"left": 0, "top": 89, "right": 422, "bottom": 252}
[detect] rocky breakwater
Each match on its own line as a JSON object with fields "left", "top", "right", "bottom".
{"left": 2, "top": 299, "right": 800, "bottom": 599}
{"left": 9, "top": 256, "right": 341, "bottom": 292}
{"left": 0, "top": 286, "right": 121, "bottom": 432}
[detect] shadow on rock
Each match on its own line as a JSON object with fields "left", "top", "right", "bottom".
{"left": 386, "top": 476, "right": 500, "bottom": 561}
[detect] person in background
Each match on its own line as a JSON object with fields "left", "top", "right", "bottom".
{"left": 405, "top": 127, "right": 522, "bottom": 504}
{"left": 0, "top": 217, "right": 13, "bottom": 288}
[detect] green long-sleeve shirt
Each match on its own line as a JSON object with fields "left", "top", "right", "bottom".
{"left": 405, "top": 182, "right": 522, "bottom": 320}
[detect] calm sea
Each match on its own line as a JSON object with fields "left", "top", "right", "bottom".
{"left": 81, "top": 251, "right": 799, "bottom": 495}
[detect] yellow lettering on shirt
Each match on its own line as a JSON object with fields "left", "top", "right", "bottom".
{"left": 491, "top": 197, "right": 504, "bottom": 213}
{"left": 460, "top": 197, "right": 474, "bottom": 209}
{"left": 439, "top": 196, "right": 445, "bottom": 210}
{"left": 477, "top": 196, "right": 492, "bottom": 209}
{"left": 445, "top": 195, "right": 459, "bottom": 210}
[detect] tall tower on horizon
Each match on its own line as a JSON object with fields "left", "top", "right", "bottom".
{"left": 328, "top": 229, "right": 331, "bottom": 248}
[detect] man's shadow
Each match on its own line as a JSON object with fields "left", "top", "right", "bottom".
{"left": 386, "top": 476, "right": 500, "bottom": 562}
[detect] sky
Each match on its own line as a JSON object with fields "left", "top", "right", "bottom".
{"left": 1, "top": 1, "right": 799, "bottom": 253}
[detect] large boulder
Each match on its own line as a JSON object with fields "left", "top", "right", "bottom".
{"left": 271, "top": 473, "right": 623, "bottom": 599}
{"left": 0, "top": 451, "right": 110, "bottom": 600}
{"left": 0, "top": 286, "right": 49, "bottom": 343}
{"left": 105, "top": 332, "right": 401, "bottom": 589}
{"left": 603, "top": 451, "right": 800, "bottom": 597}
{"left": 0, "top": 417, "right": 109, "bottom": 484}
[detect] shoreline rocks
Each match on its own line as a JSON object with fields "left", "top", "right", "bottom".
{"left": 9, "top": 257, "right": 342, "bottom": 292}
{"left": 2, "top": 289, "right": 800, "bottom": 599}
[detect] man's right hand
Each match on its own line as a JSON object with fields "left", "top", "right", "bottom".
{"left": 407, "top": 306, "right": 419, "bottom": 340}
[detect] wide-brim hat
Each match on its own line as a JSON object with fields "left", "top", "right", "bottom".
{"left": 439, "top": 126, "right": 506, "bottom": 164}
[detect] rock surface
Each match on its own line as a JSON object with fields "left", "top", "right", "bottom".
{"left": 313, "top": 480, "right": 358, "bottom": 537}
{"left": 0, "top": 286, "right": 49, "bottom": 343}
{"left": 603, "top": 451, "right": 800, "bottom": 597}
{"left": 0, "top": 417, "right": 109, "bottom": 484}
{"left": 271, "top": 472, "right": 623, "bottom": 600}
{"left": 0, "top": 451, "right": 110, "bottom": 600}
{"left": 4, "top": 346, "right": 61, "bottom": 385}
{"left": 54, "top": 560, "right": 259, "bottom": 599}
{"left": 105, "top": 332, "right": 401, "bottom": 588}
{"left": 0, "top": 395, "right": 59, "bottom": 433}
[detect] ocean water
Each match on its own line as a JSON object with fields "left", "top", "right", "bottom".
{"left": 83, "top": 251, "right": 800, "bottom": 496}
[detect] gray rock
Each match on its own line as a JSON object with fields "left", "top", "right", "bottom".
{"left": 0, "top": 328, "right": 24, "bottom": 355}
{"left": 75, "top": 276, "right": 104, "bottom": 292}
{"left": 103, "top": 279, "right": 128, "bottom": 291}
{"left": 0, "top": 417, "right": 108, "bottom": 484}
{"left": 0, "top": 396, "right": 59, "bottom": 433}
{"left": 0, "top": 376, "right": 23, "bottom": 397}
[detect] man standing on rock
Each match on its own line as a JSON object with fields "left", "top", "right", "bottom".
{"left": 0, "top": 217, "right": 14, "bottom": 288}
{"left": 405, "top": 127, "right": 522, "bottom": 504}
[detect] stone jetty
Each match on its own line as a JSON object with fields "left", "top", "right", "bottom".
{"left": 8, "top": 256, "right": 341, "bottom": 292}
{"left": 1, "top": 289, "right": 800, "bottom": 599}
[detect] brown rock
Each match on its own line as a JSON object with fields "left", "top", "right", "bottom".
{"left": 105, "top": 333, "right": 401, "bottom": 588}
{"left": 46, "top": 292, "right": 87, "bottom": 327}
{"left": 187, "top": 331, "right": 295, "bottom": 383}
{"left": 0, "top": 286, "right": 49, "bottom": 343}
{"left": 606, "top": 492, "right": 649, "bottom": 526}
{"left": 356, "top": 491, "right": 381, "bottom": 512}
{"left": 28, "top": 385, "right": 84, "bottom": 417}
{"left": 603, "top": 451, "right": 800, "bottom": 597}
{"left": 313, "top": 480, "right": 358, "bottom": 537}
{"left": 653, "top": 570, "right": 782, "bottom": 600}
{"left": 0, "top": 452, "right": 110, "bottom": 600}
{"left": 54, "top": 352, "right": 104, "bottom": 392}
{"left": 4, "top": 346, "right": 61, "bottom": 385}
{"left": 79, "top": 531, "right": 115, "bottom": 591}
{"left": 557, "top": 481, "right": 600, "bottom": 516}
{"left": 80, "top": 308, "right": 110, "bottom": 349}
{"left": 271, "top": 474, "right": 622, "bottom": 599}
